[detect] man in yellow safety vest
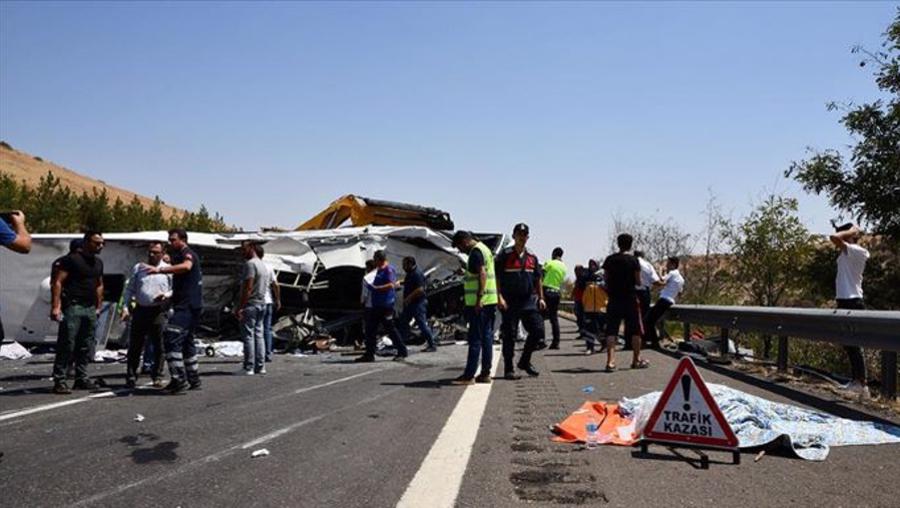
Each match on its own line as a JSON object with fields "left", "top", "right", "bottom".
{"left": 451, "top": 230, "right": 498, "bottom": 385}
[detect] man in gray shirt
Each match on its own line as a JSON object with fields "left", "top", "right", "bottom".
{"left": 235, "top": 241, "right": 271, "bottom": 375}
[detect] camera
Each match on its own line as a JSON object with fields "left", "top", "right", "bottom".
{"left": 0, "top": 210, "right": 18, "bottom": 226}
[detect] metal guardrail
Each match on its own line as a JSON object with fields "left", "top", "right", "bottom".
{"left": 669, "top": 305, "right": 900, "bottom": 399}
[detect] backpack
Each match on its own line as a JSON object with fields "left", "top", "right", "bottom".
{"left": 582, "top": 283, "right": 608, "bottom": 313}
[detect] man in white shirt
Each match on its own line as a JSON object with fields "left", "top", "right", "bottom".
{"left": 830, "top": 222, "right": 870, "bottom": 398}
{"left": 634, "top": 251, "right": 660, "bottom": 349}
{"left": 121, "top": 241, "right": 173, "bottom": 388}
{"left": 360, "top": 259, "right": 376, "bottom": 348}
{"left": 644, "top": 256, "right": 684, "bottom": 349}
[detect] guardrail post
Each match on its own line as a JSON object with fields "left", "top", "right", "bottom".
{"left": 720, "top": 328, "right": 730, "bottom": 356}
{"left": 683, "top": 322, "right": 691, "bottom": 342}
{"left": 777, "top": 336, "right": 788, "bottom": 373}
{"left": 882, "top": 351, "right": 898, "bottom": 400}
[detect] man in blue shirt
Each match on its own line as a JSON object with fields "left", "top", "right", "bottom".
{"left": 398, "top": 256, "right": 437, "bottom": 352}
{"left": 1, "top": 210, "right": 31, "bottom": 341}
{"left": 356, "top": 250, "right": 407, "bottom": 362}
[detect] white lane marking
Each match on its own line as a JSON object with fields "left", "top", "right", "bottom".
{"left": 396, "top": 346, "right": 500, "bottom": 508}
{"left": 0, "top": 368, "right": 384, "bottom": 423}
{"left": 293, "top": 367, "right": 385, "bottom": 394}
{"left": 71, "top": 387, "right": 401, "bottom": 507}
{"left": 0, "top": 390, "right": 120, "bottom": 422}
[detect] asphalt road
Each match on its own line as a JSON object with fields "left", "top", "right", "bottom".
{"left": 1, "top": 320, "right": 898, "bottom": 507}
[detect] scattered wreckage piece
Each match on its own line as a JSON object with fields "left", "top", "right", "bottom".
{"left": 1, "top": 226, "right": 505, "bottom": 350}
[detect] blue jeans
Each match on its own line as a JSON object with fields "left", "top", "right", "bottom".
{"left": 463, "top": 305, "right": 496, "bottom": 379}
{"left": 399, "top": 299, "right": 435, "bottom": 348}
{"left": 262, "top": 303, "right": 274, "bottom": 360}
{"left": 241, "top": 304, "right": 266, "bottom": 372}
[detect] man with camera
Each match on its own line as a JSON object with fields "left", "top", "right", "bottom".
{"left": 1, "top": 210, "right": 32, "bottom": 341}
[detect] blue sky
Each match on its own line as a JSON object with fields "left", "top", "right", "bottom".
{"left": 1, "top": 1, "right": 896, "bottom": 268}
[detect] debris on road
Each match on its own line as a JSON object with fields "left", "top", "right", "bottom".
{"left": 204, "top": 341, "right": 244, "bottom": 358}
{"left": 93, "top": 349, "right": 124, "bottom": 363}
{"left": 581, "top": 385, "right": 595, "bottom": 394}
{"left": 251, "top": 448, "right": 270, "bottom": 458}
{"left": 0, "top": 341, "right": 32, "bottom": 360}
{"left": 134, "top": 414, "right": 145, "bottom": 422}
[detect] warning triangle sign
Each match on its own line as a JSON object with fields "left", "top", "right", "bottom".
{"left": 642, "top": 357, "right": 738, "bottom": 449}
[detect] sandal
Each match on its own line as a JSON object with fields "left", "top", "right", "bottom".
{"left": 631, "top": 359, "right": 651, "bottom": 369}
{"left": 604, "top": 364, "right": 616, "bottom": 373}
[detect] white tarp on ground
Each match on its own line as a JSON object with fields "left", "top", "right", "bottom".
{"left": 620, "top": 383, "right": 900, "bottom": 460}
{"left": 0, "top": 341, "right": 32, "bottom": 360}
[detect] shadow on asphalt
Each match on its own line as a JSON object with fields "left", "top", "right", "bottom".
{"left": 0, "top": 374, "right": 49, "bottom": 382}
{"left": 380, "top": 378, "right": 458, "bottom": 389}
{"left": 631, "top": 447, "right": 741, "bottom": 469}
{"left": 552, "top": 367, "right": 609, "bottom": 375}
{"left": 0, "top": 386, "right": 57, "bottom": 397}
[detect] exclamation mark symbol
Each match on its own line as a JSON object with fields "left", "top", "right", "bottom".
{"left": 681, "top": 375, "right": 692, "bottom": 411}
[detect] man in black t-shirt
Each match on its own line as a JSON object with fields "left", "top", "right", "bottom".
{"left": 50, "top": 231, "right": 105, "bottom": 394}
{"left": 145, "top": 228, "right": 203, "bottom": 394}
{"left": 601, "top": 233, "right": 648, "bottom": 372}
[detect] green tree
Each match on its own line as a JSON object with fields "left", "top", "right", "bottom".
{"left": 0, "top": 169, "right": 233, "bottom": 233}
{"left": 786, "top": 10, "right": 900, "bottom": 238}
{"left": 724, "top": 195, "right": 816, "bottom": 308}
{"left": 724, "top": 195, "right": 817, "bottom": 358}
{"left": 29, "top": 171, "right": 78, "bottom": 232}
{"left": 146, "top": 196, "right": 166, "bottom": 230}
{"left": 77, "top": 188, "right": 112, "bottom": 232}
{"left": 120, "top": 195, "right": 147, "bottom": 231}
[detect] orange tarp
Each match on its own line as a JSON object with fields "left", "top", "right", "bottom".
{"left": 551, "top": 401, "right": 640, "bottom": 446}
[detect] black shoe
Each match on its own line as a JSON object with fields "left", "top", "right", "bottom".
{"left": 53, "top": 382, "right": 71, "bottom": 395}
{"left": 503, "top": 370, "right": 521, "bottom": 380}
{"left": 165, "top": 380, "right": 187, "bottom": 395}
{"left": 548, "top": 343, "right": 560, "bottom": 350}
{"left": 72, "top": 379, "right": 98, "bottom": 391}
{"left": 535, "top": 341, "right": 548, "bottom": 351}
{"left": 392, "top": 354, "right": 408, "bottom": 362}
{"left": 451, "top": 375, "right": 475, "bottom": 385}
{"left": 475, "top": 373, "right": 492, "bottom": 384}
{"left": 354, "top": 354, "right": 375, "bottom": 363}
{"left": 421, "top": 345, "right": 437, "bottom": 353}
{"left": 188, "top": 382, "right": 202, "bottom": 391}
{"left": 518, "top": 363, "right": 539, "bottom": 377}
{"left": 125, "top": 379, "right": 136, "bottom": 389}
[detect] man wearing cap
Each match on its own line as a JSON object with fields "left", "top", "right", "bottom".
{"left": 495, "top": 223, "right": 546, "bottom": 379}
{"left": 542, "top": 247, "right": 566, "bottom": 350}
{"left": 451, "top": 231, "right": 498, "bottom": 385}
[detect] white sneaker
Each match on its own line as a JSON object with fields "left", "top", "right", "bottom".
{"left": 845, "top": 381, "right": 871, "bottom": 401}
{"left": 239, "top": 369, "right": 255, "bottom": 376}
{"left": 256, "top": 368, "right": 267, "bottom": 375}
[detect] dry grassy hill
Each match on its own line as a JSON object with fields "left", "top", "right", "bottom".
{"left": 0, "top": 141, "right": 184, "bottom": 219}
